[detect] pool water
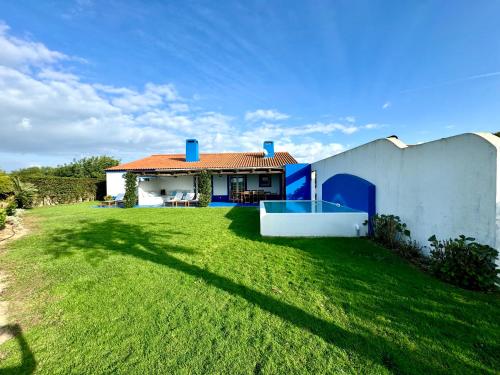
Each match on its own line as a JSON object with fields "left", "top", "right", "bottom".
{"left": 263, "top": 200, "right": 361, "bottom": 214}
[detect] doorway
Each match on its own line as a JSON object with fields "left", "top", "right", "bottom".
{"left": 229, "top": 175, "right": 246, "bottom": 195}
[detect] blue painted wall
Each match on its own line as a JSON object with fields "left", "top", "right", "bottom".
{"left": 285, "top": 164, "right": 311, "bottom": 200}
{"left": 322, "top": 173, "right": 376, "bottom": 230}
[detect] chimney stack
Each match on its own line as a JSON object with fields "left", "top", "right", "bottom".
{"left": 263, "top": 141, "right": 274, "bottom": 158}
{"left": 186, "top": 139, "right": 199, "bottom": 162}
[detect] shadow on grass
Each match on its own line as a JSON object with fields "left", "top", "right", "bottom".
{"left": 224, "top": 207, "right": 500, "bottom": 372}
{"left": 41, "top": 214, "right": 496, "bottom": 373}
{"left": 0, "top": 324, "right": 36, "bottom": 375}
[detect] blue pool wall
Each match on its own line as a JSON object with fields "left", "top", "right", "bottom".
{"left": 322, "top": 173, "right": 376, "bottom": 230}
{"left": 285, "top": 164, "right": 311, "bottom": 200}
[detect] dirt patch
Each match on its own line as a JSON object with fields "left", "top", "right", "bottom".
{"left": 0, "top": 213, "right": 32, "bottom": 246}
{"left": 0, "top": 212, "right": 35, "bottom": 345}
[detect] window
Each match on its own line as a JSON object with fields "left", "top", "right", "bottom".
{"left": 259, "top": 175, "right": 272, "bottom": 187}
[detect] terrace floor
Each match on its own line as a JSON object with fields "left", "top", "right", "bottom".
{"left": 0, "top": 203, "right": 499, "bottom": 374}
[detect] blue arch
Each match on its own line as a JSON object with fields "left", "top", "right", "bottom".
{"left": 322, "top": 173, "right": 376, "bottom": 225}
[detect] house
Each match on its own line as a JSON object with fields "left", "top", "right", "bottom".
{"left": 106, "top": 139, "right": 299, "bottom": 205}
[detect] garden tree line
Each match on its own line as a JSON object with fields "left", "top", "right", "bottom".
{"left": 11, "top": 156, "right": 120, "bottom": 180}
{"left": 0, "top": 156, "right": 119, "bottom": 209}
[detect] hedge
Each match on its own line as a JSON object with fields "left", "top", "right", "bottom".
{"left": 20, "top": 176, "right": 106, "bottom": 206}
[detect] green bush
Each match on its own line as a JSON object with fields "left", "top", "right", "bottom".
{"left": 368, "top": 214, "right": 422, "bottom": 262}
{"left": 428, "top": 235, "right": 499, "bottom": 290}
{"left": 0, "top": 171, "right": 14, "bottom": 197}
{"left": 13, "top": 177, "right": 37, "bottom": 209}
{"left": 198, "top": 170, "right": 212, "bottom": 207}
{"left": 11, "top": 155, "right": 119, "bottom": 180}
{"left": 0, "top": 208, "right": 6, "bottom": 229}
{"left": 123, "top": 172, "right": 138, "bottom": 208}
{"left": 370, "top": 214, "right": 411, "bottom": 249}
{"left": 20, "top": 176, "right": 103, "bottom": 205}
{"left": 5, "top": 197, "right": 17, "bottom": 216}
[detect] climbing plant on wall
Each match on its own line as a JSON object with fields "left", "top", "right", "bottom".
{"left": 198, "top": 170, "right": 212, "bottom": 207}
{"left": 123, "top": 172, "right": 138, "bottom": 208}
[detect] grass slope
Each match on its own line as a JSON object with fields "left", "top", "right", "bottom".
{"left": 0, "top": 203, "right": 499, "bottom": 374}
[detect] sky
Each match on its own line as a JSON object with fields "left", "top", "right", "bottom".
{"left": 0, "top": 0, "right": 499, "bottom": 170}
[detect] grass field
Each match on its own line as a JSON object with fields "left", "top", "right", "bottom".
{"left": 0, "top": 203, "right": 499, "bottom": 374}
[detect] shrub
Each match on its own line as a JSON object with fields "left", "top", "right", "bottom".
{"left": 368, "top": 214, "right": 422, "bottom": 262}
{"left": 19, "top": 176, "right": 103, "bottom": 205}
{"left": 370, "top": 214, "right": 411, "bottom": 249}
{"left": 0, "top": 171, "right": 14, "bottom": 198}
{"left": 5, "top": 197, "right": 17, "bottom": 216}
{"left": 428, "top": 235, "right": 499, "bottom": 290}
{"left": 0, "top": 208, "right": 6, "bottom": 230}
{"left": 123, "top": 172, "right": 137, "bottom": 208}
{"left": 198, "top": 170, "right": 212, "bottom": 207}
{"left": 13, "top": 177, "right": 37, "bottom": 209}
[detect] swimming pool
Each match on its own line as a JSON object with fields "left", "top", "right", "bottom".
{"left": 260, "top": 200, "right": 368, "bottom": 237}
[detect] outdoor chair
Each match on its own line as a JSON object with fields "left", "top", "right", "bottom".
{"left": 114, "top": 193, "right": 125, "bottom": 206}
{"left": 179, "top": 192, "right": 196, "bottom": 206}
{"left": 166, "top": 192, "right": 184, "bottom": 206}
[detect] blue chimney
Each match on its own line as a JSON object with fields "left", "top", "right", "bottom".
{"left": 263, "top": 141, "right": 274, "bottom": 158}
{"left": 186, "top": 139, "right": 199, "bottom": 162}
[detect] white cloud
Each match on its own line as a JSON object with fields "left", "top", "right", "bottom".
{"left": 245, "top": 109, "right": 290, "bottom": 122}
{"left": 0, "top": 23, "right": 382, "bottom": 170}
{"left": 276, "top": 142, "right": 345, "bottom": 163}
{"left": 0, "top": 22, "right": 68, "bottom": 69}
{"left": 344, "top": 116, "right": 356, "bottom": 123}
{"left": 17, "top": 117, "right": 31, "bottom": 130}
{"left": 363, "top": 123, "right": 383, "bottom": 130}
{"left": 382, "top": 101, "right": 391, "bottom": 109}
{"left": 169, "top": 103, "right": 189, "bottom": 112}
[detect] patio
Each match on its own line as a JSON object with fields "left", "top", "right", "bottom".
{"left": 136, "top": 172, "right": 285, "bottom": 206}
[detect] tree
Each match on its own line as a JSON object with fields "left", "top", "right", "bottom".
{"left": 198, "top": 170, "right": 212, "bottom": 207}
{"left": 53, "top": 156, "right": 120, "bottom": 179}
{"left": 12, "top": 177, "right": 38, "bottom": 209}
{"left": 123, "top": 172, "right": 138, "bottom": 208}
{"left": 10, "top": 156, "right": 120, "bottom": 180}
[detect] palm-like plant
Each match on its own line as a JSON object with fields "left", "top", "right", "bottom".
{"left": 12, "top": 177, "right": 38, "bottom": 208}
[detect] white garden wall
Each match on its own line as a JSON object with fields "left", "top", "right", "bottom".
{"left": 312, "top": 133, "right": 500, "bottom": 261}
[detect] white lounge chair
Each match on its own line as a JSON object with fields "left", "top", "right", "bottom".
{"left": 179, "top": 193, "right": 197, "bottom": 206}
{"left": 166, "top": 192, "right": 184, "bottom": 206}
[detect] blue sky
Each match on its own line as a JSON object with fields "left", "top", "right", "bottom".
{"left": 1, "top": 0, "right": 499, "bottom": 170}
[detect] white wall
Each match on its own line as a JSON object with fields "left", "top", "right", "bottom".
{"left": 212, "top": 175, "right": 228, "bottom": 195}
{"left": 107, "top": 173, "right": 195, "bottom": 197}
{"left": 311, "top": 133, "right": 500, "bottom": 260}
{"left": 106, "top": 171, "right": 125, "bottom": 196}
{"left": 247, "top": 174, "right": 281, "bottom": 194}
{"left": 138, "top": 176, "right": 194, "bottom": 195}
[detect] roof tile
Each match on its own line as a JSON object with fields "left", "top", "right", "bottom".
{"left": 107, "top": 152, "right": 297, "bottom": 171}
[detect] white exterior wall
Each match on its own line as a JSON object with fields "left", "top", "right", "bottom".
{"left": 247, "top": 174, "right": 281, "bottom": 194}
{"left": 212, "top": 175, "right": 228, "bottom": 195}
{"left": 106, "top": 171, "right": 126, "bottom": 196}
{"left": 138, "top": 176, "right": 194, "bottom": 195}
{"left": 311, "top": 133, "right": 500, "bottom": 258}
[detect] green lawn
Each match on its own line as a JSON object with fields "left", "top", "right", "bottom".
{"left": 0, "top": 203, "right": 499, "bottom": 374}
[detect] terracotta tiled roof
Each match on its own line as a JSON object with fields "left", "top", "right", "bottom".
{"left": 107, "top": 152, "right": 297, "bottom": 171}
